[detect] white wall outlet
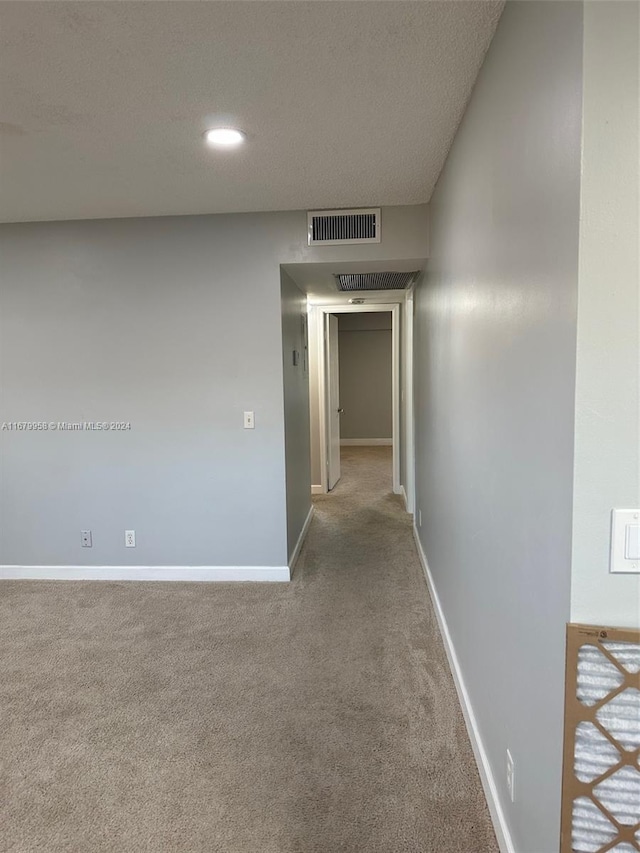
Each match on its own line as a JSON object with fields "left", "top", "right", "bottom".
{"left": 81, "top": 530, "right": 92, "bottom": 547}
{"left": 243, "top": 411, "right": 255, "bottom": 429}
{"left": 125, "top": 530, "right": 136, "bottom": 548}
{"left": 506, "top": 749, "right": 515, "bottom": 802}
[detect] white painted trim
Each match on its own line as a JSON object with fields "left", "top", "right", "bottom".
{"left": 412, "top": 528, "right": 516, "bottom": 853}
{"left": 311, "top": 485, "right": 324, "bottom": 495}
{"left": 400, "top": 485, "right": 408, "bottom": 510}
{"left": 390, "top": 302, "right": 401, "bottom": 494}
{"left": 404, "top": 284, "right": 416, "bottom": 515}
{"left": 340, "top": 438, "right": 392, "bottom": 446}
{"left": 317, "top": 303, "right": 401, "bottom": 494}
{"left": 289, "top": 506, "right": 314, "bottom": 570}
{"left": 0, "top": 565, "right": 290, "bottom": 583}
{"left": 317, "top": 307, "right": 329, "bottom": 492}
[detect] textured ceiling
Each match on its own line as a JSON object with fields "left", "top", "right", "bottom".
{"left": 0, "top": 1, "right": 503, "bottom": 223}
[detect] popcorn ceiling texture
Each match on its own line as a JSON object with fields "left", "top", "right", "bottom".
{"left": 0, "top": 1, "right": 503, "bottom": 223}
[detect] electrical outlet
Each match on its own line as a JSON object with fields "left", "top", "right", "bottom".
{"left": 81, "top": 530, "right": 92, "bottom": 547}
{"left": 506, "top": 749, "right": 515, "bottom": 802}
{"left": 125, "top": 530, "right": 136, "bottom": 548}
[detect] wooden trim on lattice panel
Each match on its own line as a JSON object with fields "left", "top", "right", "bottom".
{"left": 561, "top": 623, "right": 640, "bottom": 853}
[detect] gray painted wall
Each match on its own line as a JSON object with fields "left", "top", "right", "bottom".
{"left": 0, "top": 205, "right": 428, "bottom": 567}
{"left": 413, "top": 3, "right": 583, "bottom": 851}
{"left": 0, "top": 214, "right": 294, "bottom": 567}
{"left": 281, "top": 270, "right": 311, "bottom": 562}
{"left": 571, "top": 1, "right": 640, "bottom": 628}
{"left": 338, "top": 313, "right": 392, "bottom": 440}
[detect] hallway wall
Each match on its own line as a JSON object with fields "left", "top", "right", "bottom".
{"left": 413, "top": 3, "right": 583, "bottom": 851}
{"left": 338, "top": 312, "right": 392, "bottom": 441}
{"left": 280, "top": 270, "right": 311, "bottom": 563}
{"left": 571, "top": 0, "right": 640, "bottom": 629}
{"left": 0, "top": 205, "right": 428, "bottom": 570}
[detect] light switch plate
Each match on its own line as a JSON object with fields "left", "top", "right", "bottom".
{"left": 610, "top": 509, "right": 640, "bottom": 573}
{"left": 626, "top": 524, "right": 640, "bottom": 560}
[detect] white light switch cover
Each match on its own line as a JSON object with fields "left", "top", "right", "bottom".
{"left": 610, "top": 509, "right": 640, "bottom": 573}
{"left": 626, "top": 524, "right": 640, "bottom": 560}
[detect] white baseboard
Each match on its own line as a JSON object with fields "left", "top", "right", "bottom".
{"left": 400, "top": 485, "right": 408, "bottom": 510}
{"left": 289, "top": 505, "right": 314, "bottom": 570}
{"left": 0, "top": 565, "right": 290, "bottom": 582}
{"left": 340, "top": 438, "right": 392, "bottom": 446}
{"left": 311, "top": 485, "right": 324, "bottom": 495}
{"left": 412, "top": 527, "right": 516, "bottom": 853}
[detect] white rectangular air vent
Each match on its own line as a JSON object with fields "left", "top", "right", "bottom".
{"left": 334, "top": 271, "right": 419, "bottom": 292}
{"left": 307, "top": 208, "right": 380, "bottom": 246}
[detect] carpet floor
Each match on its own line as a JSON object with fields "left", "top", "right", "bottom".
{"left": 1, "top": 446, "right": 498, "bottom": 852}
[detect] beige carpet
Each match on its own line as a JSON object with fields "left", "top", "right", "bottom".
{"left": 0, "top": 447, "right": 498, "bottom": 853}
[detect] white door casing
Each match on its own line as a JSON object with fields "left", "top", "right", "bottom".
{"left": 314, "top": 303, "right": 402, "bottom": 497}
{"left": 326, "top": 313, "right": 341, "bottom": 490}
{"left": 404, "top": 286, "right": 415, "bottom": 513}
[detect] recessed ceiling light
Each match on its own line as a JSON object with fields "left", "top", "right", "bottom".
{"left": 204, "top": 128, "right": 246, "bottom": 148}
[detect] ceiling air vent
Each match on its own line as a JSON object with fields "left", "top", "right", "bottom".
{"left": 307, "top": 208, "right": 380, "bottom": 246}
{"left": 334, "top": 271, "right": 419, "bottom": 292}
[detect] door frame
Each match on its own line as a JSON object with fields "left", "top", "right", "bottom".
{"left": 325, "top": 312, "right": 342, "bottom": 491}
{"left": 403, "top": 285, "right": 415, "bottom": 513}
{"left": 316, "top": 302, "right": 401, "bottom": 495}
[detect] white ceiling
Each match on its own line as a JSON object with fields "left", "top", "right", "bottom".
{"left": 0, "top": 1, "right": 503, "bottom": 223}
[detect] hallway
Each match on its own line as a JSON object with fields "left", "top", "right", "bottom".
{"left": 299, "top": 446, "right": 498, "bottom": 850}
{"left": 1, "top": 447, "right": 497, "bottom": 853}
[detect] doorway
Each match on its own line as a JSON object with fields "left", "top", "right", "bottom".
{"left": 312, "top": 303, "right": 404, "bottom": 498}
